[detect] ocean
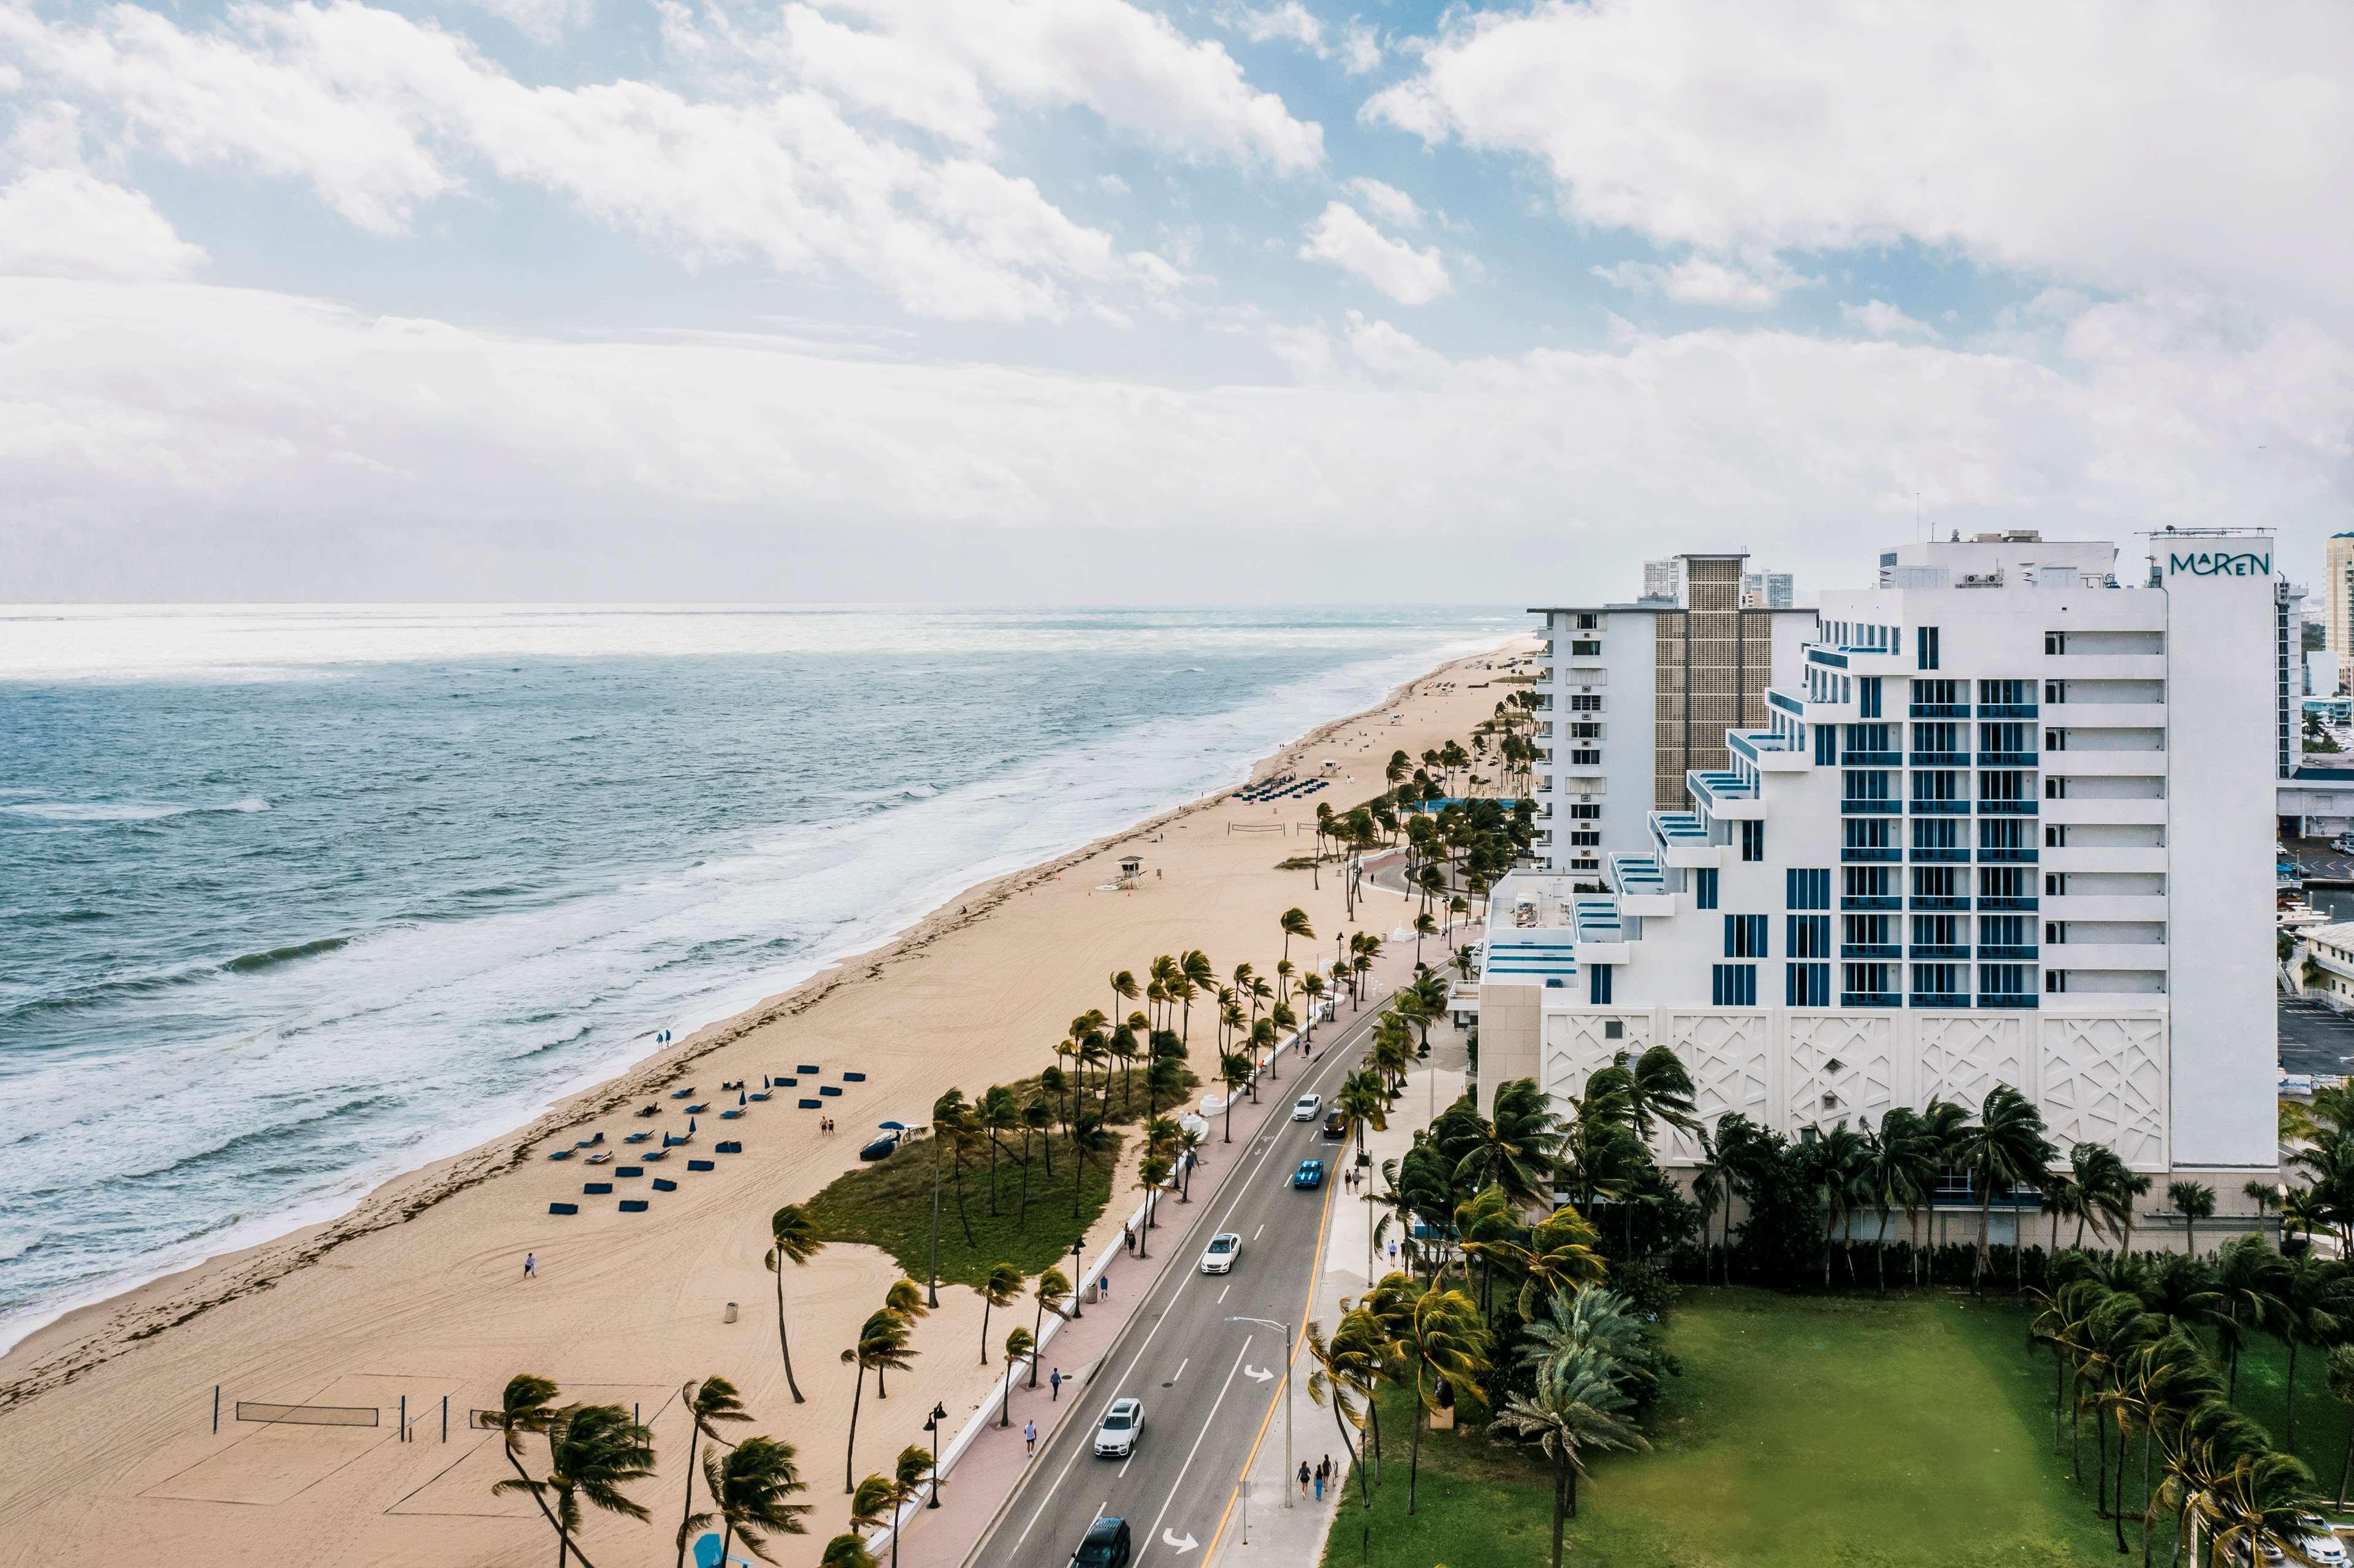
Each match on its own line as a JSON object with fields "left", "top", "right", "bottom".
{"left": 0, "top": 604, "right": 1509, "bottom": 1353}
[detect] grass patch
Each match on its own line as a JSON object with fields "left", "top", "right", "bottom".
{"left": 1321, "top": 1288, "right": 2121, "bottom": 1568}
{"left": 802, "top": 1063, "right": 1197, "bottom": 1288}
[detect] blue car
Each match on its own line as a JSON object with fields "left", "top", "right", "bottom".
{"left": 1292, "top": 1159, "right": 1325, "bottom": 1190}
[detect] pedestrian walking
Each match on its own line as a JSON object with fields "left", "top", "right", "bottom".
{"left": 1388, "top": 1238, "right": 1398, "bottom": 1263}
{"left": 1049, "top": 1368, "right": 1062, "bottom": 1402}
{"left": 1099, "top": 1269, "right": 1111, "bottom": 1301}
{"left": 1298, "top": 1461, "right": 1311, "bottom": 1499}
{"left": 1024, "top": 1419, "right": 1037, "bottom": 1456}
{"left": 1313, "top": 1463, "right": 1324, "bottom": 1502}
{"left": 1124, "top": 1222, "right": 1135, "bottom": 1253}
{"left": 524, "top": 1252, "right": 536, "bottom": 1279}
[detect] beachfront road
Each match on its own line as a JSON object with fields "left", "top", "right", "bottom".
{"left": 969, "top": 999, "right": 1384, "bottom": 1568}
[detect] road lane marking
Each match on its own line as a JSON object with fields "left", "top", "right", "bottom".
{"left": 1217, "top": 1284, "right": 1230, "bottom": 1304}
{"left": 1132, "top": 1338, "right": 1253, "bottom": 1568}
{"left": 1171, "top": 1357, "right": 1189, "bottom": 1383}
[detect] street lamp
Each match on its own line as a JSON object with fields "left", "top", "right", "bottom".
{"left": 923, "top": 1402, "right": 947, "bottom": 1505}
{"left": 1226, "top": 1315, "right": 1293, "bottom": 1509}
{"left": 1069, "top": 1234, "right": 1087, "bottom": 1320}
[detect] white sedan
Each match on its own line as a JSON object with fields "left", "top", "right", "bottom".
{"left": 1291, "top": 1094, "right": 1322, "bottom": 1121}
{"left": 1199, "top": 1233, "right": 1241, "bottom": 1274}
{"left": 1094, "top": 1398, "right": 1145, "bottom": 1458}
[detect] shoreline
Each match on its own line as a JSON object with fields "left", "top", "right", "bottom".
{"left": 0, "top": 636, "right": 1521, "bottom": 1414}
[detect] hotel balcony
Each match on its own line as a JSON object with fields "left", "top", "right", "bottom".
{"left": 1910, "top": 943, "right": 1971, "bottom": 961}
{"left": 1841, "top": 992, "right": 1903, "bottom": 1008}
{"left": 1976, "top": 751, "right": 2039, "bottom": 768}
{"left": 1842, "top": 797, "right": 1902, "bottom": 816}
{"left": 1843, "top": 943, "right": 1902, "bottom": 960}
{"left": 1609, "top": 854, "right": 1676, "bottom": 914}
{"left": 1910, "top": 846, "right": 1969, "bottom": 863}
{"left": 1648, "top": 811, "right": 1724, "bottom": 869}
{"left": 1909, "top": 797, "right": 1971, "bottom": 815}
{"left": 1729, "top": 729, "right": 1810, "bottom": 774}
{"left": 1976, "top": 798, "right": 2039, "bottom": 815}
{"left": 1976, "top": 846, "right": 2039, "bottom": 863}
{"left": 1843, "top": 748, "right": 1902, "bottom": 766}
{"left": 1687, "top": 769, "right": 1764, "bottom": 820}
{"left": 2045, "top": 943, "right": 2168, "bottom": 970}
{"left": 2043, "top": 701, "right": 2166, "bottom": 728}
{"left": 1976, "top": 994, "right": 2041, "bottom": 1010}
{"left": 2040, "top": 797, "right": 2166, "bottom": 826}
{"left": 1976, "top": 894, "right": 2040, "bottom": 912}
{"left": 2043, "top": 653, "right": 2168, "bottom": 680}
{"left": 1978, "top": 944, "right": 2041, "bottom": 961}
{"left": 2040, "top": 894, "right": 2166, "bottom": 922}
{"left": 1910, "top": 700, "right": 1973, "bottom": 720}
{"left": 1910, "top": 894, "right": 1971, "bottom": 912}
{"left": 1572, "top": 897, "right": 1631, "bottom": 965}
{"left": 1979, "top": 702, "right": 2041, "bottom": 720}
{"left": 1910, "top": 991, "right": 1971, "bottom": 1009}
{"left": 1842, "top": 845, "right": 1901, "bottom": 862}
{"left": 1910, "top": 750, "right": 1971, "bottom": 767}
{"left": 1841, "top": 893, "right": 1902, "bottom": 912}
{"left": 2043, "top": 751, "right": 2167, "bottom": 777}
{"left": 1807, "top": 644, "right": 1908, "bottom": 676}
{"left": 2042, "top": 846, "right": 2168, "bottom": 874}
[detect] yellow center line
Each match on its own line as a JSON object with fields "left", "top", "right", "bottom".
{"left": 1200, "top": 1075, "right": 1346, "bottom": 1562}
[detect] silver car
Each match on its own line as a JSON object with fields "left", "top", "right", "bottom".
{"left": 1292, "top": 1094, "right": 1322, "bottom": 1121}
{"left": 1093, "top": 1397, "right": 1144, "bottom": 1458}
{"left": 1199, "top": 1233, "right": 1241, "bottom": 1274}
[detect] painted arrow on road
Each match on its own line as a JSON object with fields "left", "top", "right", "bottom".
{"left": 1242, "top": 1364, "right": 1275, "bottom": 1383}
{"left": 1162, "top": 1529, "right": 1198, "bottom": 1554}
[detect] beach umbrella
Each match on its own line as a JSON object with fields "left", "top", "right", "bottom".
{"left": 762, "top": 1073, "right": 771, "bottom": 1089}
{"left": 878, "top": 1120, "right": 907, "bottom": 1130}
{"left": 738, "top": 1089, "right": 747, "bottom": 1107}
{"left": 688, "top": 1116, "right": 696, "bottom": 1133}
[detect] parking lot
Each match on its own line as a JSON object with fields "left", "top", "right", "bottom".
{"left": 2285, "top": 836, "right": 2354, "bottom": 886}
{"left": 2280, "top": 997, "right": 2354, "bottom": 1078}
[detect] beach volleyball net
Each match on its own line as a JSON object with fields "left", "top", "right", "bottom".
{"left": 234, "top": 1400, "right": 379, "bottom": 1427}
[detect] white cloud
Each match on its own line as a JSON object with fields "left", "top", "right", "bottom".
{"left": 1298, "top": 201, "right": 1449, "bottom": 304}
{"left": 1368, "top": 0, "right": 2354, "bottom": 324}
{"left": 1228, "top": 2, "right": 1322, "bottom": 50}
{"left": 3, "top": 0, "right": 1195, "bottom": 321}
{"left": 1590, "top": 253, "right": 1808, "bottom": 310}
{"left": 1841, "top": 299, "right": 1940, "bottom": 340}
{"left": 444, "top": 0, "right": 594, "bottom": 45}
{"left": 1095, "top": 173, "right": 1131, "bottom": 196}
{"left": 1342, "top": 175, "right": 1420, "bottom": 229}
{"left": 1336, "top": 20, "right": 1381, "bottom": 75}
{"left": 15, "top": 278, "right": 2344, "bottom": 599}
{"left": 0, "top": 169, "right": 207, "bottom": 280}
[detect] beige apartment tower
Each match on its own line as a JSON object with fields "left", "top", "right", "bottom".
{"left": 2327, "top": 532, "right": 2354, "bottom": 698}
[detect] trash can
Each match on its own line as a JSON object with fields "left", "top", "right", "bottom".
{"left": 723, "top": 1301, "right": 739, "bottom": 1323}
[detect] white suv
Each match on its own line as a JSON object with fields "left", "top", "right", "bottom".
{"left": 1094, "top": 1398, "right": 1144, "bottom": 1458}
{"left": 1292, "top": 1094, "right": 1322, "bottom": 1121}
{"left": 1200, "top": 1233, "right": 1241, "bottom": 1274}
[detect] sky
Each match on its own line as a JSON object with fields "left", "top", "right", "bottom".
{"left": 2, "top": 0, "right": 2352, "bottom": 603}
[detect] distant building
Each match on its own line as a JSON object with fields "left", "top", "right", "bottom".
{"left": 2325, "top": 533, "right": 2354, "bottom": 696}
{"left": 1743, "top": 571, "right": 1796, "bottom": 609}
{"left": 1642, "top": 559, "right": 1682, "bottom": 604}
{"left": 1529, "top": 553, "right": 1813, "bottom": 878}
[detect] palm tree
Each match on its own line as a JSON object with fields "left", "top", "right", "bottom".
{"left": 672, "top": 1377, "right": 752, "bottom": 1568}
{"left": 498, "top": 1401, "right": 657, "bottom": 1568}
{"left": 883, "top": 1447, "right": 932, "bottom": 1568}
{"left": 1179, "top": 949, "right": 1215, "bottom": 1045}
{"left": 1867, "top": 1107, "right": 1937, "bottom": 1288}
{"left": 764, "top": 1206, "right": 822, "bottom": 1405}
{"left": 977, "top": 1086, "right": 1020, "bottom": 1216}
{"left": 1952, "top": 1085, "right": 2054, "bottom": 1293}
{"left": 1304, "top": 1307, "right": 1393, "bottom": 1514}
{"left": 978, "top": 1262, "right": 1024, "bottom": 1364}
{"left": 1446, "top": 1078, "right": 1564, "bottom": 1212}
{"left": 1135, "top": 1153, "right": 1173, "bottom": 1255}
{"left": 1388, "top": 1276, "right": 1487, "bottom": 1515}
{"left": 1491, "top": 1349, "right": 1648, "bottom": 1568}
{"left": 1804, "top": 1124, "right": 1873, "bottom": 1288}
{"left": 2168, "top": 1180, "right": 2217, "bottom": 1257}
{"left": 2278, "top": 1250, "right": 2341, "bottom": 1450}
{"left": 1108, "top": 970, "right": 1138, "bottom": 1036}
{"left": 2208, "top": 1235, "right": 2287, "bottom": 1404}
{"left": 685, "top": 1436, "right": 809, "bottom": 1566}
{"left": 484, "top": 1374, "right": 581, "bottom": 1562}
{"left": 999, "top": 1328, "right": 1037, "bottom": 1426}
{"left": 2328, "top": 1344, "right": 2354, "bottom": 1506}
{"left": 1028, "top": 1268, "right": 1071, "bottom": 1387}
{"left": 1177, "top": 1126, "right": 1206, "bottom": 1200}
{"left": 1218, "top": 1051, "right": 1253, "bottom": 1141}
{"left": 840, "top": 1310, "right": 913, "bottom": 1493}
{"left": 818, "top": 1534, "right": 877, "bottom": 1568}
{"left": 925, "top": 1088, "right": 969, "bottom": 1308}
{"left": 1298, "top": 972, "right": 1327, "bottom": 1048}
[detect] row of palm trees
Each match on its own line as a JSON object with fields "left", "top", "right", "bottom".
{"left": 2027, "top": 1239, "right": 2354, "bottom": 1564}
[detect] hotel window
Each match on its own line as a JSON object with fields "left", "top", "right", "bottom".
{"left": 1914, "top": 721, "right": 1962, "bottom": 756}
{"left": 1569, "top": 831, "right": 1601, "bottom": 847}
{"left": 1711, "top": 964, "right": 1758, "bottom": 1007}
{"left": 1911, "top": 914, "right": 1962, "bottom": 948}
{"left": 1816, "top": 725, "right": 1837, "bottom": 765}
{"left": 1724, "top": 914, "right": 1768, "bottom": 958}
{"left": 1859, "top": 677, "right": 1883, "bottom": 718}
{"left": 1844, "top": 913, "right": 1892, "bottom": 947}
{"left": 1844, "top": 723, "right": 1892, "bottom": 758}
{"left": 1571, "top": 640, "right": 1602, "bottom": 656}
{"left": 1911, "top": 962, "right": 1962, "bottom": 997}
{"left": 1788, "top": 914, "right": 1832, "bottom": 958}
{"left": 2046, "top": 679, "right": 2068, "bottom": 705}
{"left": 1844, "top": 769, "right": 1892, "bottom": 802}
{"left": 1844, "top": 865, "right": 1893, "bottom": 902}
{"left": 1575, "top": 614, "right": 1598, "bottom": 631}
{"left": 1913, "top": 866, "right": 1960, "bottom": 900}
{"left": 1916, "top": 626, "right": 1941, "bottom": 670}
{"left": 2043, "top": 823, "right": 2067, "bottom": 848}
{"left": 1845, "top": 818, "right": 1894, "bottom": 852}
{"left": 1788, "top": 962, "right": 1832, "bottom": 1007}
{"left": 2046, "top": 632, "right": 2068, "bottom": 655}
{"left": 1571, "top": 750, "right": 1601, "bottom": 765}
{"left": 1982, "top": 770, "right": 2028, "bottom": 803}
{"left": 1981, "top": 866, "right": 2031, "bottom": 901}
{"left": 1843, "top": 960, "right": 1894, "bottom": 997}
{"left": 1740, "top": 820, "right": 1766, "bottom": 862}
{"left": 1695, "top": 868, "right": 1719, "bottom": 909}
{"left": 1980, "top": 680, "right": 2032, "bottom": 708}
{"left": 1589, "top": 964, "right": 1613, "bottom": 1005}
{"left": 1571, "top": 721, "right": 1602, "bottom": 739}
{"left": 1570, "top": 695, "right": 1603, "bottom": 712}
{"left": 2046, "top": 872, "right": 2068, "bottom": 896}
{"left": 1913, "top": 818, "right": 1960, "bottom": 854}
{"left": 2046, "top": 969, "right": 2068, "bottom": 993}
{"left": 2045, "top": 728, "right": 2068, "bottom": 751}
{"left": 1786, "top": 868, "right": 1832, "bottom": 909}
{"left": 1983, "top": 964, "right": 2031, "bottom": 997}
{"left": 1911, "top": 770, "right": 1962, "bottom": 804}
{"left": 2044, "top": 921, "right": 2067, "bottom": 944}
{"left": 1983, "top": 915, "right": 2030, "bottom": 947}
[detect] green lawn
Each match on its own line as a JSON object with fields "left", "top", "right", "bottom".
{"left": 1321, "top": 1288, "right": 2125, "bottom": 1568}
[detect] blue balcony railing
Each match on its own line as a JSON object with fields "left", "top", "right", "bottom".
{"left": 1842, "top": 846, "right": 1901, "bottom": 862}
{"left": 1808, "top": 648, "right": 1849, "bottom": 669}
{"left": 1842, "top": 895, "right": 1902, "bottom": 912}
{"left": 1910, "top": 847, "right": 1968, "bottom": 863}
{"left": 1910, "top": 799, "right": 1971, "bottom": 815}
{"left": 1768, "top": 688, "right": 1804, "bottom": 717}
{"left": 1978, "top": 994, "right": 2040, "bottom": 1010}
{"left": 1978, "top": 799, "right": 2038, "bottom": 815}
{"left": 1978, "top": 895, "right": 2040, "bottom": 911}
{"left": 1842, "top": 943, "right": 1902, "bottom": 960}
{"left": 1910, "top": 895, "right": 1971, "bottom": 911}
{"left": 1979, "top": 944, "right": 2040, "bottom": 961}
{"left": 1978, "top": 751, "right": 2038, "bottom": 767}
{"left": 1911, "top": 702, "right": 1972, "bottom": 719}
{"left": 1911, "top": 992, "right": 1970, "bottom": 1008}
{"left": 1910, "top": 750, "right": 1970, "bottom": 767}
{"left": 1842, "top": 992, "right": 1903, "bottom": 1008}
{"left": 1910, "top": 944, "right": 1970, "bottom": 961}
{"left": 1842, "top": 799, "right": 1902, "bottom": 816}
{"left": 1978, "top": 847, "right": 2038, "bottom": 863}
{"left": 1843, "top": 750, "right": 1902, "bottom": 766}
{"left": 1980, "top": 703, "right": 2040, "bottom": 719}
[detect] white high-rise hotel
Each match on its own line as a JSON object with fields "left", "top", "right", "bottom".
{"left": 1487, "top": 531, "right": 2293, "bottom": 1230}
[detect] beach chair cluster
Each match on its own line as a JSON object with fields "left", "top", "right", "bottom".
{"left": 543, "top": 1062, "right": 868, "bottom": 1216}
{"left": 1233, "top": 775, "right": 1327, "bottom": 803}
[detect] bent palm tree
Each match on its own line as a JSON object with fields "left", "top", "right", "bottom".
{"left": 498, "top": 1401, "right": 656, "bottom": 1568}
{"left": 1953, "top": 1084, "right": 2054, "bottom": 1293}
{"left": 999, "top": 1328, "right": 1036, "bottom": 1426}
{"left": 486, "top": 1374, "right": 584, "bottom": 1564}
{"left": 766, "top": 1205, "right": 823, "bottom": 1404}
{"left": 673, "top": 1376, "right": 752, "bottom": 1568}
{"left": 840, "top": 1311, "right": 913, "bottom": 1493}
{"left": 688, "top": 1435, "right": 810, "bottom": 1566}
{"left": 1492, "top": 1349, "right": 1648, "bottom": 1568}
{"left": 978, "top": 1262, "right": 1024, "bottom": 1364}
{"left": 1028, "top": 1268, "right": 1071, "bottom": 1387}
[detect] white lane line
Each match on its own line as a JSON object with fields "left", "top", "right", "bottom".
{"left": 1119, "top": 1454, "right": 1136, "bottom": 1479}
{"left": 1217, "top": 1284, "right": 1230, "bottom": 1304}
{"left": 1132, "top": 1338, "right": 1254, "bottom": 1568}
{"left": 1252, "top": 1224, "right": 1263, "bottom": 1241}
{"left": 1171, "top": 1357, "right": 1189, "bottom": 1383}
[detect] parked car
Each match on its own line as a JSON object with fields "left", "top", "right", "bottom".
{"left": 2230, "top": 1515, "right": 2348, "bottom": 1567}
{"left": 1093, "top": 1398, "right": 1145, "bottom": 1458}
{"left": 1073, "top": 1515, "right": 1133, "bottom": 1567}
{"left": 1199, "top": 1232, "right": 1241, "bottom": 1274}
{"left": 1293, "top": 1159, "right": 1325, "bottom": 1189}
{"left": 1321, "top": 1109, "right": 1347, "bottom": 1141}
{"left": 1292, "top": 1094, "right": 1322, "bottom": 1121}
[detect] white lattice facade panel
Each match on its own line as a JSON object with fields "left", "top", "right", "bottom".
{"left": 1785, "top": 1014, "right": 1897, "bottom": 1133}
{"left": 1666, "top": 1011, "right": 1770, "bottom": 1161}
{"left": 2040, "top": 1015, "right": 2169, "bottom": 1171}
{"left": 1916, "top": 1015, "right": 2030, "bottom": 1110}
{"left": 1538, "top": 1012, "right": 1653, "bottom": 1111}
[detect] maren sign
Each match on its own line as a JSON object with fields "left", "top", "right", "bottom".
{"left": 2168, "top": 550, "right": 2271, "bottom": 578}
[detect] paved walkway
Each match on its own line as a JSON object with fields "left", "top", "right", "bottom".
{"left": 883, "top": 920, "right": 1466, "bottom": 1568}
{"left": 1204, "top": 1027, "right": 1469, "bottom": 1568}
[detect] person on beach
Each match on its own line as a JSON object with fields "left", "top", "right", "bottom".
{"left": 523, "top": 1252, "right": 535, "bottom": 1279}
{"left": 1298, "top": 1461, "right": 1311, "bottom": 1499}
{"left": 1024, "top": 1418, "right": 1037, "bottom": 1456}
{"left": 1049, "top": 1368, "right": 1062, "bottom": 1401}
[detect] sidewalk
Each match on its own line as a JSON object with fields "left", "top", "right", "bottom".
{"left": 885, "top": 927, "right": 1451, "bottom": 1568}
{"left": 1205, "top": 1024, "right": 1469, "bottom": 1568}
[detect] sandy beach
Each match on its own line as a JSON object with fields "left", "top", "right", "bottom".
{"left": 0, "top": 638, "right": 1525, "bottom": 1567}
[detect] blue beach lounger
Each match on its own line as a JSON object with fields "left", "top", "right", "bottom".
{"left": 652, "top": 1178, "right": 677, "bottom": 1192}
{"left": 642, "top": 1149, "right": 668, "bottom": 1161}
{"left": 798, "top": 1098, "right": 821, "bottom": 1108}
{"left": 618, "top": 1199, "right": 649, "bottom": 1212}
{"left": 818, "top": 1086, "right": 842, "bottom": 1098}
{"left": 842, "top": 1071, "right": 867, "bottom": 1082}
{"left": 616, "top": 1166, "right": 642, "bottom": 1178}
{"left": 548, "top": 1148, "right": 574, "bottom": 1160}
{"left": 715, "top": 1141, "right": 742, "bottom": 1154}
{"left": 549, "top": 1202, "right": 579, "bottom": 1215}
{"left": 796, "top": 1064, "right": 819, "bottom": 1074}
{"left": 688, "top": 1159, "right": 715, "bottom": 1171}
{"left": 583, "top": 1182, "right": 613, "bottom": 1194}
{"left": 748, "top": 1092, "right": 771, "bottom": 1102}
{"left": 720, "top": 1109, "right": 742, "bottom": 1119}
